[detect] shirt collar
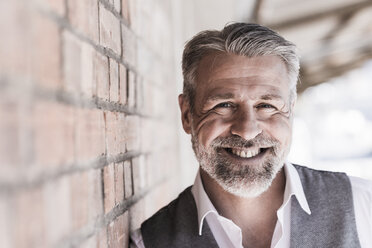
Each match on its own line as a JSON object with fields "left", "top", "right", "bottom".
{"left": 191, "top": 162, "right": 311, "bottom": 236}
{"left": 283, "top": 162, "right": 311, "bottom": 215}
{"left": 191, "top": 169, "right": 219, "bottom": 235}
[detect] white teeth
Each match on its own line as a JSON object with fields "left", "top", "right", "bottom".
{"left": 231, "top": 148, "right": 260, "bottom": 158}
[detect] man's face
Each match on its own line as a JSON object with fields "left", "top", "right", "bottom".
{"left": 179, "top": 54, "right": 294, "bottom": 198}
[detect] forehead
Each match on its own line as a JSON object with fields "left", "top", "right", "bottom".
{"left": 195, "top": 54, "right": 291, "bottom": 100}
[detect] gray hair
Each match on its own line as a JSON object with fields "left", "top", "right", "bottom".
{"left": 181, "top": 23, "right": 300, "bottom": 111}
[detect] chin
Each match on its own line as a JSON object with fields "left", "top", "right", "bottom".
{"left": 217, "top": 174, "right": 275, "bottom": 198}
{"left": 200, "top": 154, "right": 285, "bottom": 198}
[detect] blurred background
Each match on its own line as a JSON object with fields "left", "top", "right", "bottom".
{"left": 1, "top": 0, "right": 372, "bottom": 247}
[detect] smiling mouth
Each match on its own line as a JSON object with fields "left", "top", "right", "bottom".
{"left": 223, "top": 147, "right": 268, "bottom": 159}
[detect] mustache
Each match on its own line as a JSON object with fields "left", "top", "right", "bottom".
{"left": 211, "top": 133, "right": 279, "bottom": 149}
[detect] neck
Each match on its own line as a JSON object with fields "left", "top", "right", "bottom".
{"left": 200, "top": 167, "right": 286, "bottom": 247}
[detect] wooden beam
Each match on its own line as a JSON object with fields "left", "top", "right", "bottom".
{"left": 298, "top": 50, "right": 372, "bottom": 93}
{"left": 251, "top": 0, "right": 263, "bottom": 23}
{"left": 267, "top": 1, "right": 372, "bottom": 30}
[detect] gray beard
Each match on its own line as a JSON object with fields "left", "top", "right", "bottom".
{"left": 191, "top": 133, "right": 287, "bottom": 198}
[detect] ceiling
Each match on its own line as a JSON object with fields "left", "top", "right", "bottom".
{"left": 251, "top": 0, "right": 372, "bottom": 93}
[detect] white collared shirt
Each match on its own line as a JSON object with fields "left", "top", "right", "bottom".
{"left": 131, "top": 163, "right": 372, "bottom": 247}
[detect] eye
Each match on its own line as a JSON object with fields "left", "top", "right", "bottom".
{"left": 214, "top": 102, "right": 233, "bottom": 109}
{"left": 256, "top": 103, "right": 277, "bottom": 110}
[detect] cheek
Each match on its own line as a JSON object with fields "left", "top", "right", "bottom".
{"left": 264, "top": 116, "right": 293, "bottom": 146}
{"left": 194, "top": 116, "right": 231, "bottom": 147}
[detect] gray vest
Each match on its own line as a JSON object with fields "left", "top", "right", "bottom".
{"left": 141, "top": 165, "right": 361, "bottom": 247}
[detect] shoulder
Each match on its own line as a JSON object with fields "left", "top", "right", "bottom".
{"left": 291, "top": 164, "right": 362, "bottom": 208}
{"left": 141, "top": 186, "right": 194, "bottom": 228}
{"left": 292, "top": 163, "right": 347, "bottom": 176}
{"left": 292, "top": 164, "right": 350, "bottom": 185}
{"left": 349, "top": 175, "right": 372, "bottom": 193}
{"left": 140, "top": 186, "right": 198, "bottom": 247}
{"left": 349, "top": 176, "right": 372, "bottom": 246}
{"left": 293, "top": 163, "right": 372, "bottom": 205}
{"left": 349, "top": 176, "right": 372, "bottom": 206}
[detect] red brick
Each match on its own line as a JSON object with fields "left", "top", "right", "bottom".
{"left": 0, "top": 84, "right": 35, "bottom": 174}
{"left": 123, "top": 160, "right": 133, "bottom": 199}
{"left": 70, "top": 169, "right": 103, "bottom": 231}
{"left": 62, "top": 30, "right": 82, "bottom": 93}
{"left": 121, "top": 0, "right": 130, "bottom": 23}
{"left": 107, "top": 212, "right": 129, "bottom": 248}
{"left": 75, "top": 108, "right": 106, "bottom": 162}
{"left": 125, "top": 115, "right": 140, "bottom": 151}
{"left": 152, "top": 84, "right": 168, "bottom": 116}
{"left": 145, "top": 154, "right": 156, "bottom": 186}
{"left": 31, "top": 11, "right": 62, "bottom": 89}
{"left": 97, "top": 227, "right": 109, "bottom": 248}
{"left": 106, "top": 111, "right": 118, "bottom": 155}
{"left": 13, "top": 188, "right": 46, "bottom": 248}
{"left": 81, "top": 43, "right": 95, "bottom": 97}
{"left": 127, "top": 0, "right": 138, "bottom": 31}
{"left": 109, "top": 58, "right": 119, "bottom": 102}
{"left": 127, "top": 70, "right": 136, "bottom": 108}
{"left": 140, "top": 3, "right": 173, "bottom": 60}
{"left": 63, "top": 31, "right": 97, "bottom": 97}
{"left": 43, "top": 176, "right": 71, "bottom": 245}
{"left": 89, "top": 169, "right": 105, "bottom": 218}
{"left": 36, "top": 0, "right": 66, "bottom": 16}
{"left": 0, "top": 196, "right": 12, "bottom": 248}
{"left": 103, "top": 163, "right": 116, "bottom": 213}
{"left": 121, "top": 24, "right": 137, "bottom": 66}
{"left": 99, "top": 3, "right": 121, "bottom": 55}
{"left": 136, "top": 76, "right": 144, "bottom": 111}
{"left": 142, "top": 81, "right": 153, "bottom": 115}
{"left": 146, "top": 150, "right": 176, "bottom": 187}
{"left": 119, "top": 64, "right": 127, "bottom": 105}
{"left": 141, "top": 118, "right": 155, "bottom": 153}
{"left": 33, "top": 101, "right": 74, "bottom": 167}
{"left": 94, "top": 52, "right": 109, "bottom": 100}
{"left": 0, "top": 100, "right": 20, "bottom": 168}
{"left": 70, "top": 172, "right": 89, "bottom": 230}
{"left": 0, "top": 1, "right": 32, "bottom": 76}
{"left": 67, "top": 0, "right": 99, "bottom": 43}
{"left": 117, "top": 113, "right": 126, "bottom": 153}
{"left": 106, "top": 111, "right": 126, "bottom": 155}
{"left": 132, "top": 156, "right": 146, "bottom": 194}
{"left": 115, "top": 162, "right": 124, "bottom": 204}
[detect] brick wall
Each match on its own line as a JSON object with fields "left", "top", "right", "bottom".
{"left": 0, "top": 0, "right": 184, "bottom": 247}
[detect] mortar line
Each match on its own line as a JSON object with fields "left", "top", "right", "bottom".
{"left": 0, "top": 75, "right": 155, "bottom": 118}
{"left": 54, "top": 175, "right": 169, "bottom": 248}
{"left": 0, "top": 151, "right": 144, "bottom": 194}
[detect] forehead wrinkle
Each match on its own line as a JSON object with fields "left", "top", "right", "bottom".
{"left": 205, "top": 92, "right": 235, "bottom": 103}
{"left": 210, "top": 75, "right": 283, "bottom": 86}
{"left": 260, "top": 93, "right": 284, "bottom": 101}
{"left": 204, "top": 84, "right": 285, "bottom": 102}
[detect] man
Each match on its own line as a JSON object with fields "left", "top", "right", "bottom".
{"left": 131, "top": 23, "right": 372, "bottom": 248}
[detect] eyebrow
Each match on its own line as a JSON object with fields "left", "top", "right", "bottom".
{"left": 205, "top": 93, "right": 235, "bottom": 102}
{"left": 259, "top": 94, "right": 284, "bottom": 101}
{"left": 205, "top": 93, "right": 283, "bottom": 103}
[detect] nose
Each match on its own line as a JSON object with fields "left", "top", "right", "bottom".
{"left": 230, "top": 106, "right": 262, "bottom": 140}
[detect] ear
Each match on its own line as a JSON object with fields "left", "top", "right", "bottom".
{"left": 178, "top": 94, "right": 192, "bottom": 134}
